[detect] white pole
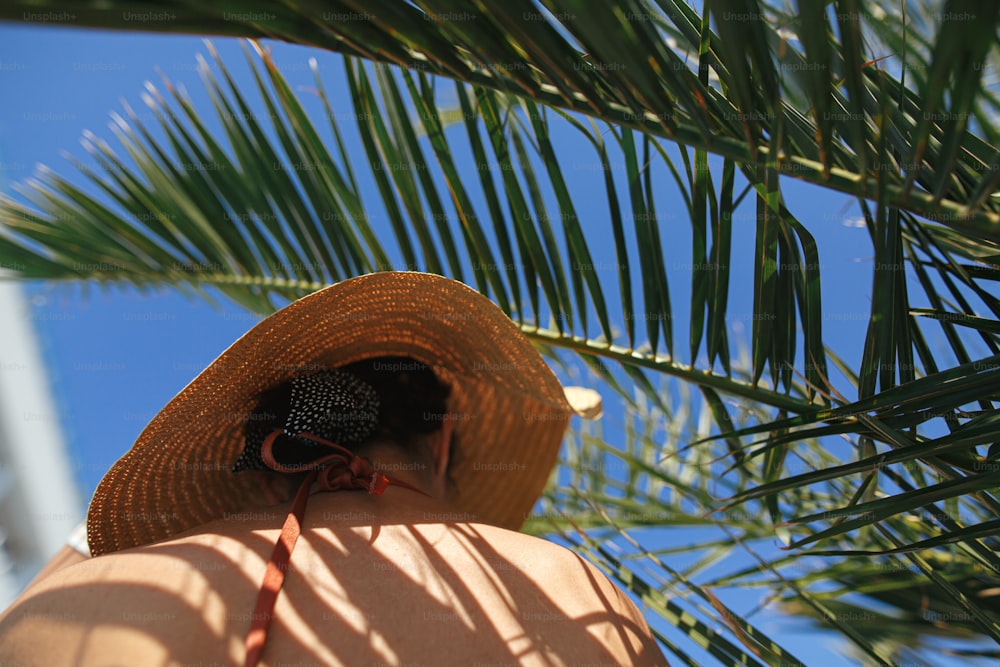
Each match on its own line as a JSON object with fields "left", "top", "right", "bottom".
{"left": 0, "top": 276, "right": 83, "bottom": 607}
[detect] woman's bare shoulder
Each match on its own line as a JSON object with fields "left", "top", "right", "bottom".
{"left": 0, "top": 541, "right": 252, "bottom": 667}
{"left": 442, "top": 522, "right": 668, "bottom": 665}
{"left": 455, "top": 522, "right": 618, "bottom": 585}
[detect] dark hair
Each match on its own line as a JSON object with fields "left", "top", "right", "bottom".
{"left": 238, "top": 356, "right": 452, "bottom": 500}
{"left": 337, "top": 356, "right": 451, "bottom": 450}
{"left": 248, "top": 356, "right": 451, "bottom": 456}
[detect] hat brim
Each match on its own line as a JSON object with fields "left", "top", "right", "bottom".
{"left": 86, "top": 272, "right": 572, "bottom": 555}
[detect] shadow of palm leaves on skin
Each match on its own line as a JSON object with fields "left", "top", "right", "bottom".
{"left": 0, "top": 511, "right": 660, "bottom": 665}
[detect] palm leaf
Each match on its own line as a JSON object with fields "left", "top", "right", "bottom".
{"left": 2, "top": 0, "right": 998, "bottom": 232}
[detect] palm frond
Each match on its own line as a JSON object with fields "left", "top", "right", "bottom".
{"left": 2, "top": 0, "right": 998, "bottom": 233}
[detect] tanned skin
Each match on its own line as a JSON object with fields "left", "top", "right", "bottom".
{"left": 0, "top": 432, "right": 668, "bottom": 666}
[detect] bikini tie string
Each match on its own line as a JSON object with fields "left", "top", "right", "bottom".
{"left": 242, "top": 429, "right": 427, "bottom": 666}
{"left": 260, "top": 429, "right": 396, "bottom": 495}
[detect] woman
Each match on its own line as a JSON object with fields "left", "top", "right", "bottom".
{"left": 0, "top": 271, "right": 666, "bottom": 666}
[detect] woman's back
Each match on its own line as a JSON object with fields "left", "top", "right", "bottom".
{"left": 0, "top": 490, "right": 662, "bottom": 666}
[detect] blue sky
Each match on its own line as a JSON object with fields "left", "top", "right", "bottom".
{"left": 0, "top": 20, "right": 983, "bottom": 667}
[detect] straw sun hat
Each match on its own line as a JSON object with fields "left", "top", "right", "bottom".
{"left": 87, "top": 271, "right": 601, "bottom": 556}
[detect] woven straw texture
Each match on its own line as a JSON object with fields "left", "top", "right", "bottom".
{"left": 87, "top": 272, "right": 572, "bottom": 555}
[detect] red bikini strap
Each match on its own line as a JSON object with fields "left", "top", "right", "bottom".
{"left": 242, "top": 430, "right": 429, "bottom": 666}
{"left": 243, "top": 466, "right": 317, "bottom": 667}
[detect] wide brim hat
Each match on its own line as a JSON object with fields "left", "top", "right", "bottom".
{"left": 87, "top": 271, "right": 600, "bottom": 556}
